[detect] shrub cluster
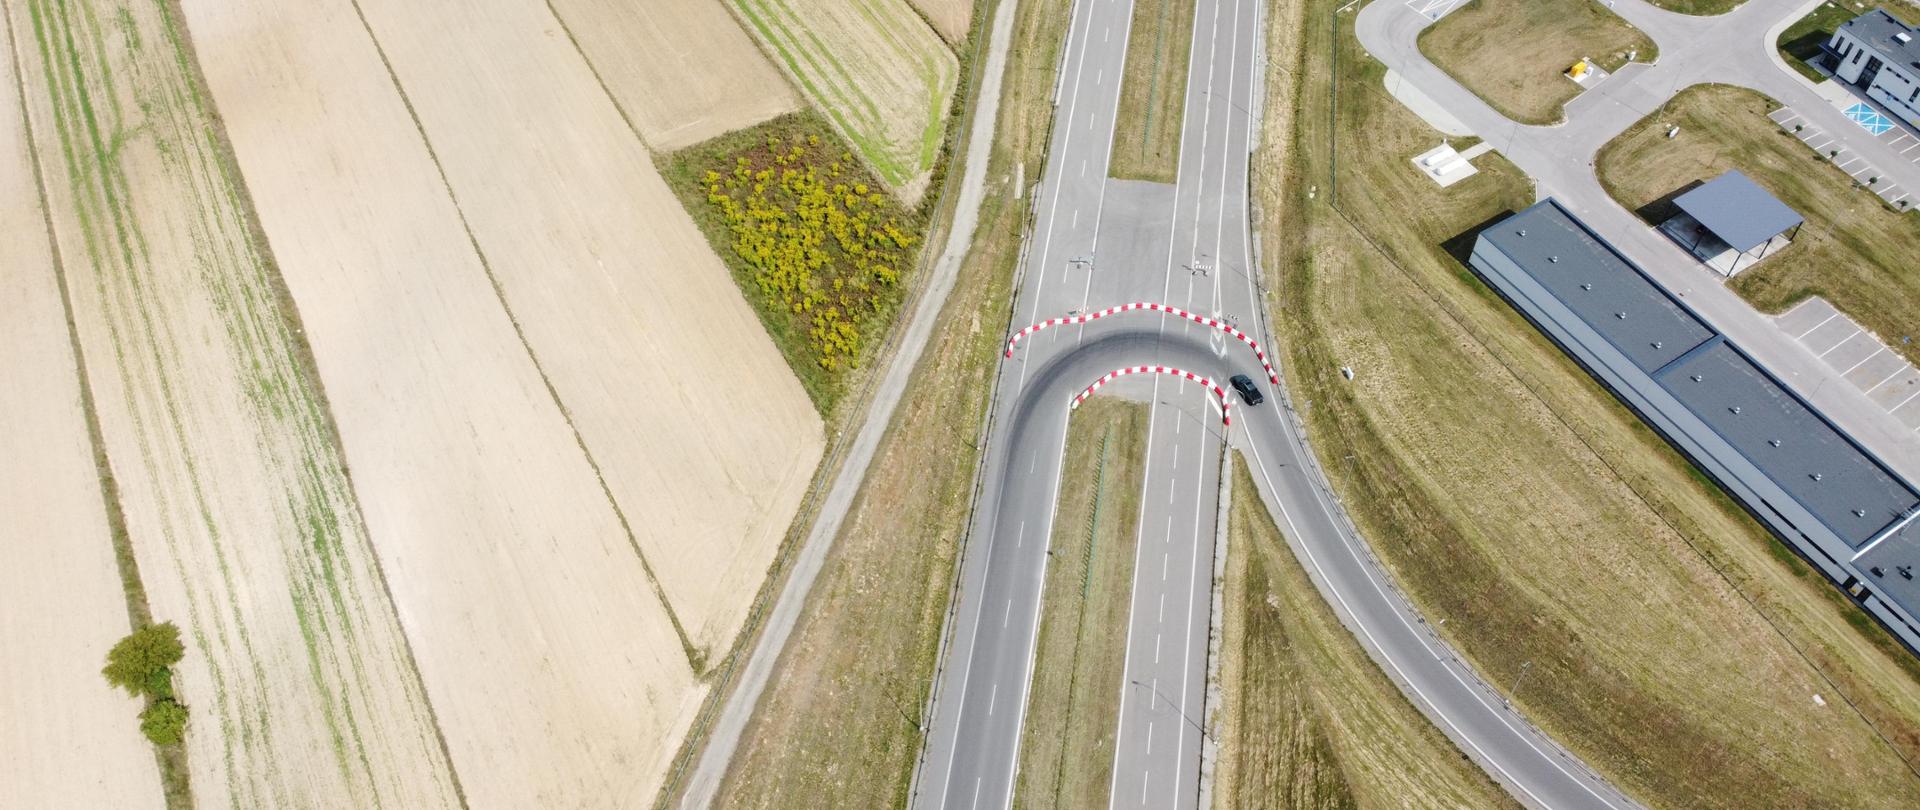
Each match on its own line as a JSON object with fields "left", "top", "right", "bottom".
{"left": 701, "top": 131, "right": 918, "bottom": 373}
{"left": 103, "top": 622, "right": 190, "bottom": 746}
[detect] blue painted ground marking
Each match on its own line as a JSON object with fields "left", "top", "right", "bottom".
{"left": 1846, "top": 103, "right": 1894, "bottom": 135}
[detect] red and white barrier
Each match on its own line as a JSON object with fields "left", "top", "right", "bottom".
{"left": 1005, "top": 302, "right": 1278, "bottom": 384}
{"left": 1072, "top": 366, "right": 1231, "bottom": 427}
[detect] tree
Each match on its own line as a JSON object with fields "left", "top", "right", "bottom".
{"left": 102, "top": 622, "right": 184, "bottom": 697}
{"left": 139, "top": 700, "right": 189, "bottom": 746}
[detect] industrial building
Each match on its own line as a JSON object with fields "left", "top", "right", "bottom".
{"left": 1827, "top": 8, "right": 1920, "bottom": 129}
{"left": 1470, "top": 199, "right": 1920, "bottom": 654}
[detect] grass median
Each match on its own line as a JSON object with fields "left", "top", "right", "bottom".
{"left": 1597, "top": 83, "right": 1920, "bottom": 367}
{"left": 1214, "top": 456, "right": 1517, "bottom": 809}
{"left": 1111, "top": 0, "right": 1197, "bottom": 182}
{"left": 707, "top": 0, "right": 1076, "bottom": 805}
{"left": 1013, "top": 397, "right": 1148, "bottom": 810}
{"left": 1418, "top": 0, "right": 1654, "bottom": 125}
{"left": 1260, "top": 0, "right": 1920, "bottom": 805}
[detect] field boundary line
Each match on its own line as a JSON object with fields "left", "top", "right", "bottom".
{"left": 0, "top": 2, "right": 187, "bottom": 805}
{"left": 340, "top": 0, "right": 701, "bottom": 672}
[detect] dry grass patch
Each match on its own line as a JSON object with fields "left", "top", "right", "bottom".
{"left": 1257, "top": 1, "right": 1920, "bottom": 806}
{"left": 0, "top": 28, "right": 165, "bottom": 808}
{"left": 545, "top": 0, "right": 798, "bottom": 150}
{"left": 1418, "top": 0, "right": 1654, "bottom": 125}
{"left": 1111, "top": 0, "right": 1197, "bottom": 183}
{"left": 710, "top": 0, "right": 1071, "bottom": 804}
{"left": 731, "top": 0, "right": 959, "bottom": 200}
{"left": 1214, "top": 456, "right": 1518, "bottom": 810}
{"left": 1597, "top": 83, "right": 1920, "bottom": 366}
{"left": 6, "top": 0, "right": 463, "bottom": 805}
{"left": 1013, "top": 397, "right": 1147, "bottom": 810}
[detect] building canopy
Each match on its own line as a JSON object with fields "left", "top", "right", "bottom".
{"left": 1672, "top": 170, "right": 1804, "bottom": 253}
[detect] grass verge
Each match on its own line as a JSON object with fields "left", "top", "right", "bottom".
{"left": 1778, "top": 1, "right": 1920, "bottom": 83}
{"left": 1262, "top": 0, "right": 1920, "bottom": 805}
{"left": 1417, "top": 0, "right": 1654, "bottom": 125}
{"left": 1214, "top": 455, "right": 1517, "bottom": 809}
{"left": 1012, "top": 397, "right": 1147, "bottom": 810}
{"left": 1596, "top": 84, "right": 1920, "bottom": 367}
{"left": 1643, "top": 0, "right": 1744, "bottom": 14}
{"left": 706, "top": 0, "right": 1074, "bottom": 805}
{"left": 1110, "top": 0, "right": 1197, "bottom": 183}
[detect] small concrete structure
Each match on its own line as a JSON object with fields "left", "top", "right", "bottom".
{"left": 1411, "top": 142, "right": 1477, "bottom": 187}
{"left": 1826, "top": 8, "right": 1920, "bottom": 131}
{"left": 1658, "top": 170, "right": 1803, "bottom": 276}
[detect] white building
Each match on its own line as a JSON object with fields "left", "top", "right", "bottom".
{"left": 1827, "top": 9, "right": 1920, "bottom": 129}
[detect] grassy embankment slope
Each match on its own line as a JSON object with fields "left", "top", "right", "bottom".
{"left": 1259, "top": 0, "right": 1920, "bottom": 805}
{"left": 1214, "top": 457, "right": 1518, "bottom": 809}
{"left": 1418, "top": 0, "right": 1654, "bottom": 125}
{"left": 1012, "top": 397, "right": 1147, "bottom": 810}
{"left": 706, "top": 0, "right": 1076, "bottom": 806}
{"left": 1110, "top": 0, "right": 1197, "bottom": 183}
{"left": 1598, "top": 84, "right": 1920, "bottom": 366}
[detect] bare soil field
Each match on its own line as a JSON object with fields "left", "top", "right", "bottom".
{"left": 732, "top": 0, "right": 960, "bottom": 200}
{"left": 0, "top": 25, "right": 164, "bottom": 809}
{"left": 6, "top": 0, "right": 464, "bottom": 806}
{"left": 343, "top": 0, "right": 823, "bottom": 666}
{"left": 178, "top": 1, "right": 725, "bottom": 802}
{"left": 910, "top": 0, "right": 975, "bottom": 43}
{"left": 546, "top": 0, "right": 798, "bottom": 150}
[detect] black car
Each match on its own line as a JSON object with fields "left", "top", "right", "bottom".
{"left": 1229, "top": 374, "right": 1264, "bottom": 406}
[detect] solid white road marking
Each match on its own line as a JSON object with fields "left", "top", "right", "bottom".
{"left": 988, "top": 684, "right": 998, "bottom": 715}
{"left": 1819, "top": 329, "right": 1862, "bottom": 358}
{"left": 1892, "top": 385, "right": 1920, "bottom": 412}
{"left": 1866, "top": 364, "right": 1908, "bottom": 393}
{"left": 1844, "top": 346, "right": 1887, "bottom": 375}
{"left": 1004, "top": 598, "right": 1014, "bottom": 627}
{"left": 1795, "top": 310, "right": 1840, "bottom": 338}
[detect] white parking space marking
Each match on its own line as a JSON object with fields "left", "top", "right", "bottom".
{"left": 1845, "top": 346, "right": 1888, "bottom": 375}
{"left": 1795, "top": 311, "right": 1839, "bottom": 338}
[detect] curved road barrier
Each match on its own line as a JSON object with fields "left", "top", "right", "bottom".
{"left": 1007, "top": 302, "right": 1279, "bottom": 384}
{"left": 1073, "top": 364, "right": 1232, "bottom": 426}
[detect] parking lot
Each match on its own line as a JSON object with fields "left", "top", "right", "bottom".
{"left": 1777, "top": 296, "right": 1920, "bottom": 431}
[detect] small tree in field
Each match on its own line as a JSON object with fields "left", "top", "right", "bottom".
{"left": 139, "top": 700, "right": 189, "bottom": 746}
{"left": 103, "top": 622, "right": 184, "bottom": 696}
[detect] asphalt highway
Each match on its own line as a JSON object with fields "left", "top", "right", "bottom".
{"left": 912, "top": 0, "right": 1638, "bottom": 808}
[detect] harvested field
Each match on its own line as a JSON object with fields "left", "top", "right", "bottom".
{"left": 910, "top": 0, "right": 975, "bottom": 43}
{"left": 0, "top": 24, "right": 164, "bottom": 809}
{"left": 5, "top": 0, "right": 462, "bottom": 806}
{"left": 178, "top": 0, "right": 739, "bottom": 804}
{"left": 1418, "top": 0, "right": 1654, "bottom": 125}
{"left": 546, "top": 0, "right": 798, "bottom": 150}
{"left": 709, "top": 0, "right": 1072, "bottom": 803}
{"left": 1214, "top": 457, "right": 1516, "bottom": 810}
{"left": 732, "top": 0, "right": 960, "bottom": 200}
{"left": 1013, "top": 397, "right": 1146, "bottom": 810}
{"left": 1258, "top": 1, "right": 1920, "bottom": 805}
{"left": 344, "top": 0, "right": 823, "bottom": 663}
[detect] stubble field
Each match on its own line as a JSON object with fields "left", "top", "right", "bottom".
{"left": 178, "top": 0, "right": 827, "bottom": 803}
{"left": 0, "top": 21, "right": 164, "bottom": 808}
{"left": 731, "top": 0, "right": 960, "bottom": 200}
{"left": 6, "top": 0, "right": 462, "bottom": 805}
{"left": 546, "top": 0, "right": 798, "bottom": 150}
{"left": 911, "top": 0, "right": 976, "bottom": 43}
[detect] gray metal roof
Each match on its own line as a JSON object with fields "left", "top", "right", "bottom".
{"left": 1671, "top": 170, "right": 1804, "bottom": 254}
{"left": 1654, "top": 340, "right": 1918, "bottom": 547}
{"left": 1472, "top": 198, "right": 1920, "bottom": 647}
{"left": 1840, "top": 9, "right": 1920, "bottom": 75}
{"left": 1476, "top": 203, "right": 1713, "bottom": 373}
